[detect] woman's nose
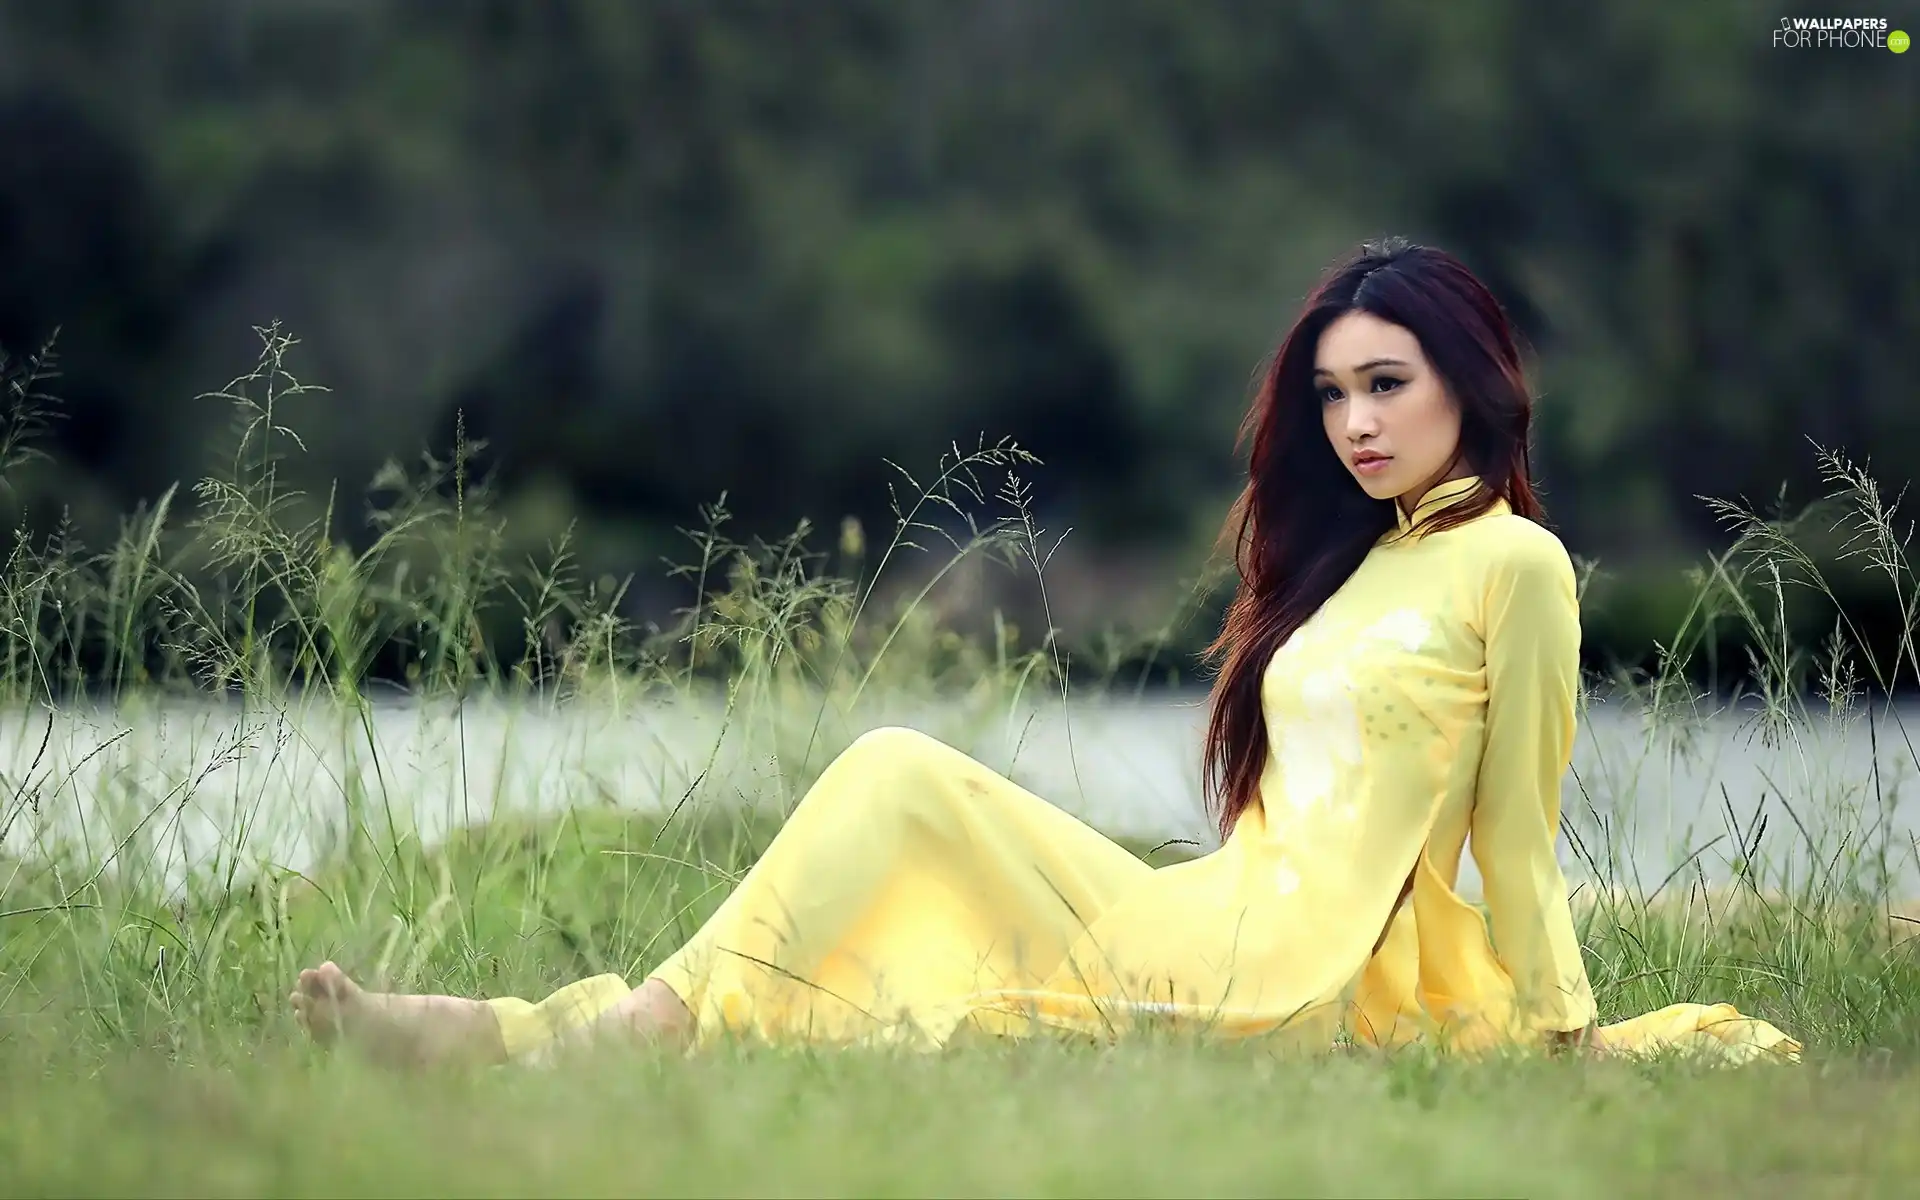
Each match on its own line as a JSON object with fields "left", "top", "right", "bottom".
{"left": 1345, "top": 400, "right": 1382, "bottom": 438}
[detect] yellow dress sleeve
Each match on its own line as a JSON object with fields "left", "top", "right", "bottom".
{"left": 1467, "top": 527, "right": 1598, "bottom": 1035}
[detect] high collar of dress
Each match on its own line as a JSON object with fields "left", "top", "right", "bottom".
{"left": 1386, "top": 474, "right": 1506, "bottom": 540}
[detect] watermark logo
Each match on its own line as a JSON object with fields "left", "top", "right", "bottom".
{"left": 1772, "top": 17, "right": 1904, "bottom": 49}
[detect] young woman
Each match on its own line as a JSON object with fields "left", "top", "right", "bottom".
{"left": 292, "top": 238, "right": 1799, "bottom": 1067}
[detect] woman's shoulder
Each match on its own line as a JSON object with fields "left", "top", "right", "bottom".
{"left": 1450, "top": 511, "right": 1576, "bottom": 585}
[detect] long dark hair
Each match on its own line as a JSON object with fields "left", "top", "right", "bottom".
{"left": 1201, "top": 237, "right": 1549, "bottom": 842}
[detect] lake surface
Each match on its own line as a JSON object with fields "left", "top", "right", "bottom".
{"left": 4, "top": 689, "right": 1917, "bottom": 900}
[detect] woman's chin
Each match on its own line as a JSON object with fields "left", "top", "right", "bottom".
{"left": 1352, "top": 473, "right": 1398, "bottom": 500}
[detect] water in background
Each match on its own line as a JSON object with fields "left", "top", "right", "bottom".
{"left": 3, "top": 691, "right": 1915, "bottom": 900}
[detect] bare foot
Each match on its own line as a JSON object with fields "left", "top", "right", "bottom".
{"left": 290, "top": 961, "right": 505, "bottom": 1069}
{"left": 289, "top": 962, "right": 362, "bottom": 1046}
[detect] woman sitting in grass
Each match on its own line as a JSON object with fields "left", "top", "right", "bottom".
{"left": 292, "top": 237, "right": 1799, "bottom": 1068}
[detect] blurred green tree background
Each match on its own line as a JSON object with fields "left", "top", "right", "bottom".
{"left": 0, "top": 0, "right": 1913, "bottom": 685}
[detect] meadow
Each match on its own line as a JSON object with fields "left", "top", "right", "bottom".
{"left": 3, "top": 328, "right": 1919, "bottom": 1196}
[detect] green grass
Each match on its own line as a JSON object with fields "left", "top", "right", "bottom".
{"left": 5, "top": 1036, "right": 1916, "bottom": 1197}
{"left": 4, "top": 327, "right": 1920, "bottom": 1195}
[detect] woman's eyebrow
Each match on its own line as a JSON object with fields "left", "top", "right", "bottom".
{"left": 1312, "top": 357, "right": 1410, "bottom": 377}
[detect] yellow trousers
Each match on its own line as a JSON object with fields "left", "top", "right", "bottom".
{"left": 485, "top": 728, "right": 1799, "bottom": 1063}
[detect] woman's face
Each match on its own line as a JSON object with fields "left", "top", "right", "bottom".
{"left": 1315, "top": 310, "right": 1466, "bottom": 512}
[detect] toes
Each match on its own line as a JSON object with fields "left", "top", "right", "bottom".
{"left": 295, "top": 963, "right": 350, "bottom": 1000}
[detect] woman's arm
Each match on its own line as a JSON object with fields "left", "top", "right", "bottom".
{"left": 1467, "top": 526, "right": 1600, "bottom": 1046}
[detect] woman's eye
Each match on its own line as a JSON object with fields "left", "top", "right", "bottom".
{"left": 1321, "top": 378, "right": 1401, "bottom": 403}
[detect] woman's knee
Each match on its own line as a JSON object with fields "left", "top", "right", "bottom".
{"left": 842, "top": 725, "right": 951, "bottom": 772}
{"left": 821, "top": 725, "right": 964, "bottom": 816}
